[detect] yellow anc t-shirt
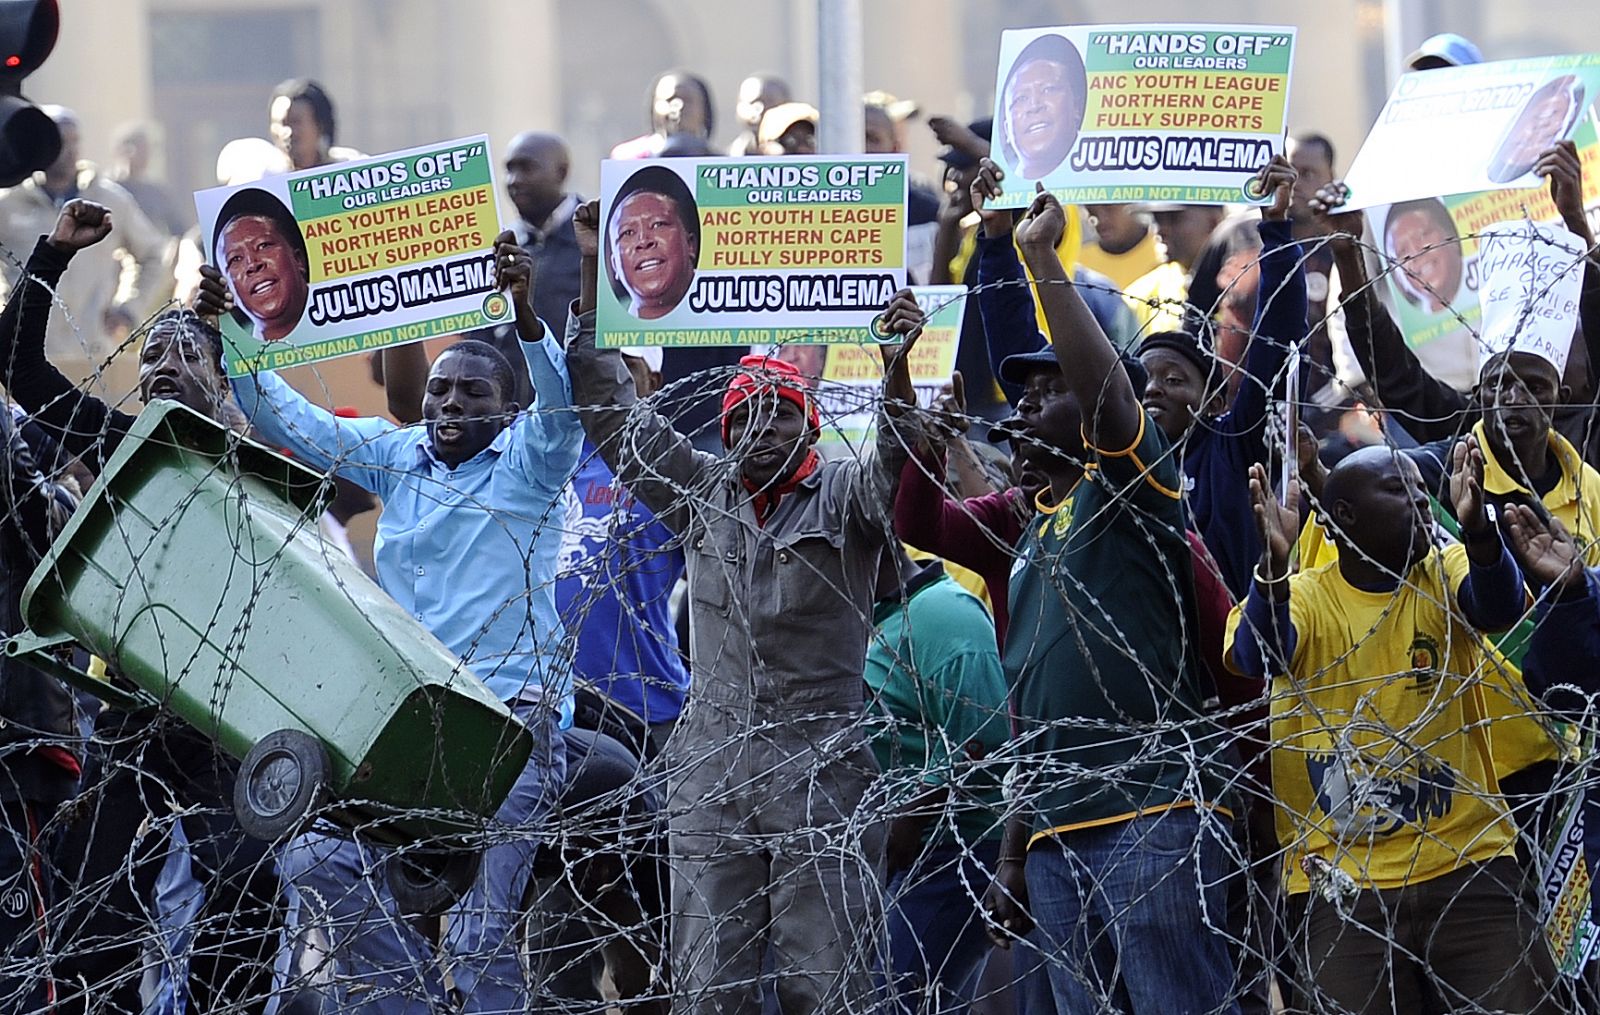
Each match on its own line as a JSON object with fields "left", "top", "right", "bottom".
{"left": 1296, "top": 422, "right": 1600, "bottom": 781}
{"left": 1078, "top": 228, "right": 1164, "bottom": 294}
{"left": 1224, "top": 544, "right": 1519, "bottom": 896}
{"left": 1472, "top": 422, "right": 1600, "bottom": 773}
{"left": 1123, "top": 260, "right": 1191, "bottom": 336}
{"left": 1474, "top": 420, "right": 1600, "bottom": 551}
{"left": 1297, "top": 515, "right": 1559, "bottom": 781}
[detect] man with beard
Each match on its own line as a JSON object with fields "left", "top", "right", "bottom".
{"left": 564, "top": 196, "right": 925, "bottom": 1013}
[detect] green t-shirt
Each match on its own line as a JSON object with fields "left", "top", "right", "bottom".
{"left": 1002, "top": 414, "right": 1222, "bottom": 841}
{"left": 866, "top": 569, "right": 1010, "bottom": 848}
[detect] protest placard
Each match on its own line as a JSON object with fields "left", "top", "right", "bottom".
{"left": 596, "top": 156, "right": 908, "bottom": 348}
{"left": 1363, "top": 116, "right": 1600, "bottom": 362}
{"left": 195, "top": 136, "right": 506, "bottom": 377}
{"left": 760, "top": 285, "right": 964, "bottom": 448}
{"left": 986, "top": 24, "right": 1296, "bottom": 208}
{"left": 1475, "top": 218, "right": 1587, "bottom": 371}
{"left": 1542, "top": 791, "right": 1600, "bottom": 978}
{"left": 1343, "top": 54, "right": 1600, "bottom": 212}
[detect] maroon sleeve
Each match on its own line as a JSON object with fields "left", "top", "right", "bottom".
{"left": 1189, "top": 532, "right": 1253, "bottom": 707}
{"left": 895, "top": 449, "right": 1022, "bottom": 591}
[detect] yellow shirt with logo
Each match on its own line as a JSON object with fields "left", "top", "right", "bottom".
{"left": 1472, "top": 422, "right": 1600, "bottom": 775}
{"left": 1294, "top": 422, "right": 1599, "bottom": 781}
{"left": 1476, "top": 421, "right": 1600, "bottom": 551}
{"left": 1297, "top": 508, "right": 1557, "bottom": 779}
{"left": 1225, "top": 544, "right": 1518, "bottom": 895}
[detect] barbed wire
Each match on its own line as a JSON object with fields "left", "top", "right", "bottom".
{"left": 0, "top": 218, "right": 1596, "bottom": 1015}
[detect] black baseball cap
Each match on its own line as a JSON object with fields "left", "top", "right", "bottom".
{"left": 997, "top": 347, "right": 1149, "bottom": 389}
{"left": 988, "top": 349, "right": 1150, "bottom": 442}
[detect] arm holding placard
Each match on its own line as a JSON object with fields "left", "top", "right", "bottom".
{"left": 969, "top": 160, "right": 1044, "bottom": 407}
{"left": 496, "top": 233, "right": 583, "bottom": 484}
{"left": 1015, "top": 187, "right": 1143, "bottom": 453}
{"left": 378, "top": 231, "right": 551, "bottom": 429}
{"left": 1310, "top": 183, "right": 1469, "bottom": 441}
{"left": 1230, "top": 158, "right": 1305, "bottom": 456}
{"left": 827, "top": 292, "right": 932, "bottom": 543}
{"left": 200, "top": 265, "right": 404, "bottom": 497}
{"left": 1542, "top": 139, "right": 1595, "bottom": 249}
{"left": 927, "top": 118, "right": 993, "bottom": 287}
{"left": 1538, "top": 141, "right": 1600, "bottom": 398}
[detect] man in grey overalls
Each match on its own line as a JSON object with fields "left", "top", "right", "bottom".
{"left": 564, "top": 198, "right": 926, "bottom": 1013}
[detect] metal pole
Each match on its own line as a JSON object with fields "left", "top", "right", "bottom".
{"left": 816, "top": 0, "right": 863, "bottom": 154}
{"left": 1383, "top": 0, "right": 1425, "bottom": 87}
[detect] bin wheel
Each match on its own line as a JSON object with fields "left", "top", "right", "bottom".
{"left": 234, "top": 729, "right": 330, "bottom": 841}
{"left": 387, "top": 848, "right": 482, "bottom": 917}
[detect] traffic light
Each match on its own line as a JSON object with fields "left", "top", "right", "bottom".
{"left": 0, "top": 0, "right": 58, "bottom": 187}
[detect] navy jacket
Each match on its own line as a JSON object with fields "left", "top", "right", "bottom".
{"left": 0, "top": 407, "right": 79, "bottom": 804}
{"left": 1523, "top": 571, "right": 1600, "bottom": 920}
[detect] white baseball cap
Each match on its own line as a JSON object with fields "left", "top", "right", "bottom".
{"left": 619, "top": 346, "right": 664, "bottom": 372}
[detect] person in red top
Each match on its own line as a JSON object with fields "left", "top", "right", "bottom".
{"left": 893, "top": 354, "right": 1236, "bottom": 698}
{"left": 894, "top": 404, "right": 1036, "bottom": 647}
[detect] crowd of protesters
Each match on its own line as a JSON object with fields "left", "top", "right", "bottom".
{"left": 0, "top": 28, "right": 1599, "bottom": 1015}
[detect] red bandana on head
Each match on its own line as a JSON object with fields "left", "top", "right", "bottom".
{"left": 720, "top": 354, "right": 821, "bottom": 443}
{"left": 722, "top": 355, "right": 822, "bottom": 525}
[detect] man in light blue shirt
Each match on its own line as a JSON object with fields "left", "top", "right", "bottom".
{"left": 203, "top": 234, "right": 582, "bottom": 1013}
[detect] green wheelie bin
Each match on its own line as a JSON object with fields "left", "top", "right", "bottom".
{"left": 4, "top": 401, "right": 534, "bottom": 911}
